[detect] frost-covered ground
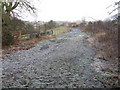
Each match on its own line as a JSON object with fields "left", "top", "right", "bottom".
{"left": 2, "top": 29, "right": 118, "bottom": 88}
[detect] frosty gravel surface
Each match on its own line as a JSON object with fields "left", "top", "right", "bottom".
{"left": 2, "top": 29, "right": 118, "bottom": 88}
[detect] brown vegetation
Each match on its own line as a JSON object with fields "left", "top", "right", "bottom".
{"left": 2, "top": 35, "right": 55, "bottom": 59}
{"left": 79, "top": 20, "right": 118, "bottom": 64}
{"left": 2, "top": 27, "right": 71, "bottom": 59}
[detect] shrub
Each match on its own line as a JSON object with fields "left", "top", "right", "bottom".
{"left": 79, "top": 20, "right": 118, "bottom": 62}
{"left": 2, "top": 30, "right": 14, "bottom": 46}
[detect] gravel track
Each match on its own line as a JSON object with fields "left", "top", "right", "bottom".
{"left": 2, "top": 29, "right": 118, "bottom": 88}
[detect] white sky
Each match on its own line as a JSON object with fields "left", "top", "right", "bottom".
{"left": 19, "top": 0, "right": 119, "bottom": 22}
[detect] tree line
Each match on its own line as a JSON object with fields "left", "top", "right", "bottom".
{"left": 1, "top": 0, "right": 58, "bottom": 46}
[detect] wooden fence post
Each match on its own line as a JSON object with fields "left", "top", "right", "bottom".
{"left": 19, "top": 31, "right": 22, "bottom": 40}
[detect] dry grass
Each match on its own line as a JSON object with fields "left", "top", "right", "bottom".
{"left": 2, "top": 26, "right": 71, "bottom": 58}
{"left": 79, "top": 21, "right": 118, "bottom": 64}
{"left": 53, "top": 26, "right": 71, "bottom": 35}
{"left": 2, "top": 35, "right": 55, "bottom": 58}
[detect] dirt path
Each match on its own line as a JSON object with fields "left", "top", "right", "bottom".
{"left": 2, "top": 29, "right": 118, "bottom": 88}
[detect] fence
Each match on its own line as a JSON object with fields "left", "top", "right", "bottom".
{"left": 21, "top": 30, "right": 53, "bottom": 40}
{"left": 21, "top": 34, "right": 31, "bottom": 39}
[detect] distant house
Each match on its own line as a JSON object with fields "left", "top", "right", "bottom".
{"left": 69, "top": 23, "right": 78, "bottom": 27}
{"left": 63, "top": 22, "right": 71, "bottom": 27}
{"left": 61, "top": 22, "right": 78, "bottom": 27}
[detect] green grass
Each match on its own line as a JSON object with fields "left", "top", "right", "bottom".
{"left": 52, "top": 26, "right": 71, "bottom": 35}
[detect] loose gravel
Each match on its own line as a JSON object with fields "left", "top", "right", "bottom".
{"left": 2, "top": 29, "right": 118, "bottom": 88}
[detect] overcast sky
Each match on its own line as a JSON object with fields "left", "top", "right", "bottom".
{"left": 19, "top": 0, "right": 118, "bottom": 22}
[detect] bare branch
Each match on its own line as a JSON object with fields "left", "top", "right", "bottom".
{"left": 11, "top": 2, "right": 19, "bottom": 10}
{"left": 109, "top": 7, "right": 119, "bottom": 15}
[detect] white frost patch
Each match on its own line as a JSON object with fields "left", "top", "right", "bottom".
{"left": 91, "top": 59, "right": 104, "bottom": 73}
{"left": 79, "top": 35, "right": 84, "bottom": 37}
{"left": 91, "top": 58, "right": 119, "bottom": 78}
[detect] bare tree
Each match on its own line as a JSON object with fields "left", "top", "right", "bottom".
{"left": 107, "top": 1, "right": 120, "bottom": 20}
{"left": 107, "top": 1, "right": 120, "bottom": 15}
{"left": 1, "top": 0, "right": 39, "bottom": 27}
{"left": 1, "top": 0, "right": 38, "bottom": 16}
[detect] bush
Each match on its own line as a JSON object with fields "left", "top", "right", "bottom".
{"left": 2, "top": 30, "right": 14, "bottom": 46}
{"left": 80, "top": 20, "right": 118, "bottom": 62}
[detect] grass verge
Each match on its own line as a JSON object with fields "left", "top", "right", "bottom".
{"left": 2, "top": 26, "right": 71, "bottom": 58}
